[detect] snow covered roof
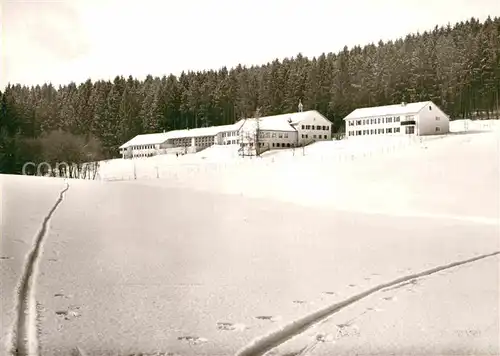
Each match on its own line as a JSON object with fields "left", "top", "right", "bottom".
{"left": 164, "top": 122, "right": 244, "bottom": 140}
{"left": 120, "top": 122, "right": 244, "bottom": 149}
{"left": 240, "top": 117, "right": 296, "bottom": 132}
{"left": 249, "top": 110, "right": 330, "bottom": 126}
{"left": 240, "top": 110, "right": 330, "bottom": 132}
{"left": 119, "top": 133, "right": 170, "bottom": 149}
{"left": 343, "top": 101, "right": 432, "bottom": 120}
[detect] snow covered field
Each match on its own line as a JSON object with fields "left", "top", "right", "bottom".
{"left": 1, "top": 119, "right": 499, "bottom": 355}
{"left": 102, "top": 119, "right": 500, "bottom": 222}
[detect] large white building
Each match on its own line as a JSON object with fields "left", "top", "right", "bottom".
{"left": 119, "top": 109, "right": 333, "bottom": 159}
{"left": 343, "top": 101, "right": 450, "bottom": 139}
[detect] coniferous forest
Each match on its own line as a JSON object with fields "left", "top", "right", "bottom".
{"left": 1, "top": 17, "right": 499, "bottom": 174}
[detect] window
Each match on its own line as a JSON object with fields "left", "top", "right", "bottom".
{"left": 272, "top": 143, "right": 275, "bottom": 147}
{"left": 306, "top": 125, "right": 311, "bottom": 129}
{"left": 301, "top": 125, "right": 305, "bottom": 129}
{"left": 379, "top": 129, "right": 384, "bottom": 134}
{"left": 278, "top": 133, "right": 283, "bottom": 138}
{"left": 387, "top": 128, "right": 393, "bottom": 133}
{"left": 378, "top": 118, "right": 381, "bottom": 124}
{"left": 324, "top": 135, "right": 327, "bottom": 139}
{"left": 429, "top": 106, "right": 432, "bottom": 110}
{"left": 356, "top": 120, "right": 361, "bottom": 125}
{"left": 387, "top": 117, "right": 393, "bottom": 123}
{"left": 394, "top": 127, "right": 400, "bottom": 133}
{"left": 272, "top": 133, "right": 276, "bottom": 138}
{"left": 436, "top": 126, "right": 441, "bottom": 132}
{"left": 287, "top": 143, "right": 291, "bottom": 147}
{"left": 357, "top": 130, "right": 362, "bottom": 135}
{"left": 313, "top": 135, "right": 316, "bottom": 139}
{"left": 316, "top": 125, "right": 321, "bottom": 130}
{"left": 381, "top": 118, "right": 385, "bottom": 123}
{"left": 284, "top": 133, "right": 288, "bottom": 138}
{"left": 395, "top": 116, "right": 400, "bottom": 122}
{"left": 435, "top": 116, "right": 440, "bottom": 121}
{"left": 349, "top": 121, "right": 354, "bottom": 126}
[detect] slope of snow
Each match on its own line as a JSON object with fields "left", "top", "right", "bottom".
{"left": 1, "top": 176, "right": 497, "bottom": 355}
{"left": 123, "top": 127, "right": 499, "bottom": 222}
{"left": 273, "top": 255, "right": 499, "bottom": 356}
{"left": 0, "top": 175, "right": 69, "bottom": 350}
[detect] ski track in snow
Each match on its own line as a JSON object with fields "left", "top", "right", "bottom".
{"left": 235, "top": 251, "right": 500, "bottom": 356}
{"left": 6, "top": 183, "right": 69, "bottom": 356}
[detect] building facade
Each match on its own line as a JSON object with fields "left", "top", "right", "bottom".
{"left": 119, "top": 109, "right": 334, "bottom": 159}
{"left": 343, "top": 101, "right": 450, "bottom": 139}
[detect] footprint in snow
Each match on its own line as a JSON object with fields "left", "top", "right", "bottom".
{"left": 177, "top": 336, "right": 208, "bottom": 345}
{"left": 56, "top": 306, "right": 81, "bottom": 320}
{"left": 323, "top": 291, "right": 336, "bottom": 296}
{"left": 315, "top": 332, "right": 336, "bottom": 343}
{"left": 216, "top": 322, "right": 247, "bottom": 331}
{"left": 366, "top": 307, "right": 384, "bottom": 312}
{"left": 382, "top": 295, "right": 397, "bottom": 302}
{"left": 255, "top": 315, "right": 282, "bottom": 322}
{"left": 348, "top": 284, "right": 357, "bottom": 287}
{"left": 0, "top": 256, "right": 13, "bottom": 260}
{"left": 127, "top": 353, "right": 181, "bottom": 356}
{"left": 292, "top": 300, "right": 307, "bottom": 304}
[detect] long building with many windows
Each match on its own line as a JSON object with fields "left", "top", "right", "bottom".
{"left": 119, "top": 109, "right": 333, "bottom": 158}
{"left": 343, "top": 101, "right": 450, "bottom": 138}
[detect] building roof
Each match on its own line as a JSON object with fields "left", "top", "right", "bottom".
{"left": 164, "top": 122, "right": 244, "bottom": 140}
{"left": 249, "top": 110, "right": 331, "bottom": 126}
{"left": 119, "top": 122, "right": 244, "bottom": 149}
{"left": 240, "top": 110, "right": 331, "bottom": 132}
{"left": 119, "top": 132, "right": 170, "bottom": 149}
{"left": 239, "top": 117, "right": 296, "bottom": 133}
{"left": 343, "top": 101, "right": 432, "bottom": 120}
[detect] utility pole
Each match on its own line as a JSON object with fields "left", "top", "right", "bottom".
{"left": 255, "top": 107, "right": 261, "bottom": 157}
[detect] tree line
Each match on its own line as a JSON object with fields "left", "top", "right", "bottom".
{"left": 1, "top": 16, "right": 499, "bottom": 174}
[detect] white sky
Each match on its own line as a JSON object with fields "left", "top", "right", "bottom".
{"left": 1, "top": 0, "right": 499, "bottom": 88}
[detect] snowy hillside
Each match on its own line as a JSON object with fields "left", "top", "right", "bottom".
{"left": 2, "top": 173, "right": 498, "bottom": 356}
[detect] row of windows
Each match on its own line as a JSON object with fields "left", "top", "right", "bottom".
{"left": 348, "top": 127, "right": 402, "bottom": 136}
{"left": 259, "top": 132, "right": 290, "bottom": 139}
{"left": 349, "top": 116, "right": 402, "bottom": 126}
{"left": 133, "top": 152, "right": 156, "bottom": 158}
{"left": 244, "top": 142, "right": 294, "bottom": 148}
{"left": 172, "top": 138, "right": 191, "bottom": 145}
{"left": 222, "top": 131, "right": 237, "bottom": 137}
{"left": 130, "top": 144, "right": 156, "bottom": 150}
{"left": 195, "top": 136, "right": 214, "bottom": 143}
{"left": 301, "top": 125, "right": 329, "bottom": 130}
{"left": 301, "top": 134, "right": 328, "bottom": 139}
